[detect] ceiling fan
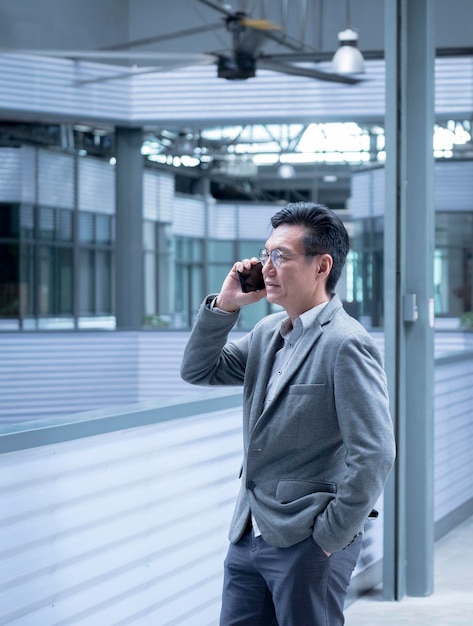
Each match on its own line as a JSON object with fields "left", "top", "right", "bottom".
{"left": 3, "top": 0, "right": 364, "bottom": 86}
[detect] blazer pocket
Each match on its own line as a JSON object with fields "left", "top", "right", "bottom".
{"left": 276, "top": 478, "right": 337, "bottom": 504}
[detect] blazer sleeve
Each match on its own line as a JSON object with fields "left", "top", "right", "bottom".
{"left": 180, "top": 296, "right": 250, "bottom": 387}
{"left": 312, "top": 331, "right": 396, "bottom": 552}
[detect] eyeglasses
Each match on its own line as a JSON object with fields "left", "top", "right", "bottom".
{"left": 259, "top": 248, "right": 314, "bottom": 269}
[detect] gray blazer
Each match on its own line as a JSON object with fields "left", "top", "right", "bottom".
{"left": 181, "top": 294, "right": 396, "bottom": 553}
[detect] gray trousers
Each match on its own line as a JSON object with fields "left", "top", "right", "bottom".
{"left": 220, "top": 529, "right": 362, "bottom": 626}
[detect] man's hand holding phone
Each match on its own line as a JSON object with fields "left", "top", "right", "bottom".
{"left": 215, "top": 257, "right": 266, "bottom": 312}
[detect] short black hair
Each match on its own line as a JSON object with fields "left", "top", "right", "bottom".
{"left": 270, "top": 202, "right": 350, "bottom": 292}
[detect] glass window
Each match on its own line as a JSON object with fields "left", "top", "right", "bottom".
{"left": 38, "top": 245, "right": 53, "bottom": 315}
{"left": 238, "top": 240, "right": 264, "bottom": 261}
{"left": 143, "top": 221, "right": 156, "bottom": 251}
{"left": 57, "top": 210, "right": 73, "bottom": 242}
{"left": 96, "top": 214, "right": 112, "bottom": 244}
{"left": 20, "top": 243, "right": 35, "bottom": 316}
{"left": 57, "top": 247, "right": 73, "bottom": 314}
{"left": 144, "top": 250, "right": 157, "bottom": 316}
{"left": 79, "top": 212, "right": 94, "bottom": 243}
{"left": 208, "top": 240, "right": 235, "bottom": 263}
{"left": 175, "top": 263, "right": 190, "bottom": 327}
{"left": 39, "top": 207, "right": 55, "bottom": 240}
{"left": 0, "top": 204, "right": 20, "bottom": 238}
{"left": 96, "top": 250, "right": 112, "bottom": 314}
{"left": 20, "top": 205, "right": 35, "bottom": 239}
{"left": 208, "top": 264, "right": 228, "bottom": 294}
{"left": 435, "top": 213, "right": 473, "bottom": 316}
{"left": 79, "top": 249, "right": 95, "bottom": 314}
{"left": 191, "top": 239, "right": 204, "bottom": 262}
{"left": 0, "top": 243, "right": 19, "bottom": 316}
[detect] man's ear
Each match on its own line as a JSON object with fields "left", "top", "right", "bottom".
{"left": 317, "top": 254, "right": 333, "bottom": 279}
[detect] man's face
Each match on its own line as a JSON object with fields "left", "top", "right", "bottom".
{"left": 262, "top": 224, "right": 327, "bottom": 319}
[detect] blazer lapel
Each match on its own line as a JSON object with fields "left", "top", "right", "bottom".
{"left": 251, "top": 296, "right": 342, "bottom": 427}
{"left": 248, "top": 328, "right": 284, "bottom": 431}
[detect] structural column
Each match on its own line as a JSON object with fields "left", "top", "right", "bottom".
{"left": 115, "top": 127, "right": 144, "bottom": 329}
{"left": 383, "top": 0, "right": 435, "bottom": 599}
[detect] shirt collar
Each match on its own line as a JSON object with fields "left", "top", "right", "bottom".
{"left": 280, "top": 300, "right": 329, "bottom": 339}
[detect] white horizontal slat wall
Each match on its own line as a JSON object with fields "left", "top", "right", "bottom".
{"left": 0, "top": 333, "right": 140, "bottom": 423}
{"left": 78, "top": 157, "right": 115, "bottom": 214}
{"left": 434, "top": 355, "right": 473, "bottom": 521}
{"left": 0, "top": 53, "right": 130, "bottom": 123}
{"left": 0, "top": 54, "right": 378, "bottom": 127}
{"left": 0, "top": 406, "right": 243, "bottom": 626}
{"left": 208, "top": 203, "right": 237, "bottom": 240}
{"left": 350, "top": 170, "right": 375, "bottom": 219}
{"left": 171, "top": 195, "right": 205, "bottom": 237}
{"left": 237, "top": 204, "right": 278, "bottom": 241}
{"left": 157, "top": 172, "right": 175, "bottom": 223}
{"left": 435, "top": 56, "right": 473, "bottom": 117}
{"left": 351, "top": 161, "right": 473, "bottom": 218}
{"left": 0, "top": 331, "right": 245, "bottom": 424}
{"left": 434, "top": 161, "right": 473, "bottom": 211}
{"left": 136, "top": 331, "right": 246, "bottom": 404}
{"left": 143, "top": 170, "right": 160, "bottom": 221}
{"left": 208, "top": 203, "right": 276, "bottom": 241}
{"left": 37, "top": 150, "right": 74, "bottom": 209}
{"left": 143, "top": 170, "right": 175, "bottom": 222}
{"left": 0, "top": 146, "right": 35, "bottom": 203}
{"left": 0, "top": 54, "right": 472, "bottom": 127}
{"left": 130, "top": 62, "right": 382, "bottom": 125}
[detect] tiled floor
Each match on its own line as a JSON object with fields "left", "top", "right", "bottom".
{"left": 345, "top": 515, "right": 473, "bottom": 625}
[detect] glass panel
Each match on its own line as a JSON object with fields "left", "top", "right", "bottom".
{"left": 0, "top": 243, "right": 19, "bottom": 316}
{"left": 79, "top": 249, "right": 94, "bottom": 314}
{"left": 57, "top": 210, "right": 73, "bottom": 242}
{"left": 96, "top": 214, "right": 112, "bottom": 244}
{"left": 175, "top": 237, "right": 198, "bottom": 261}
{"left": 434, "top": 248, "right": 448, "bottom": 315}
{"left": 435, "top": 212, "right": 473, "bottom": 316}
{"left": 191, "top": 265, "right": 203, "bottom": 320}
{"left": 208, "top": 240, "right": 234, "bottom": 263}
{"left": 239, "top": 297, "right": 268, "bottom": 329}
{"left": 143, "top": 221, "right": 156, "bottom": 251}
{"left": 192, "top": 239, "right": 204, "bottom": 262}
{"left": 0, "top": 204, "right": 20, "bottom": 238}
{"left": 20, "top": 243, "right": 35, "bottom": 316}
{"left": 175, "top": 237, "right": 184, "bottom": 259}
{"left": 39, "top": 207, "right": 55, "bottom": 240}
{"left": 96, "top": 250, "right": 112, "bottom": 314}
{"left": 349, "top": 217, "right": 385, "bottom": 327}
{"left": 79, "top": 212, "right": 94, "bottom": 243}
{"left": 175, "top": 263, "right": 189, "bottom": 328}
{"left": 238, "top": 240, "right": 264, "bottom": 260}
{"left": 208, "top": 264, "right": 229, "bottom": 294}
{"left": 144, "top": 251, "right": 157, "bottom": 316}
{"left": 57, "top": 247, "right": 73, "bottom": 314}
{"left": 38, "top": 246, "right": 53, "bottom": 315}
{"left": 20, "top": 205, "right": 35, "bottom": 239}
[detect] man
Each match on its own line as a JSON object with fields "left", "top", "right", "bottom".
{"left": 181, "top": 202, "right": 396, "bottom": 626}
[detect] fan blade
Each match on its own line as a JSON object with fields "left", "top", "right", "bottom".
{"left": 258, "top": 59, "right": 362, "bottom": 84}
{"left": 75, "top": 57, "right": 217, "bottom": 85}
{"left": 197, "top": 0, "right": 311, "bottom": 55}
{"left": 98, "top": 22, "right": 224, "bottom": 51}
{"left": 197, "top": 0, "right": 235, "bottom": 17}
{"left": 2, "top": 49, "right": 216, "bottom": 64}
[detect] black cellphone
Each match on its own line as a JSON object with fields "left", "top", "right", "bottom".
{"left": 237, "top": 262, "right": 265, "bottom": 293}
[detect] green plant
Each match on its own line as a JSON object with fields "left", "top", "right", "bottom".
{"left": 459, "top": 311, "right": 473, "bottom": 329}
{"left": 143, "top": 314, "right": 170, "bottom": 329}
